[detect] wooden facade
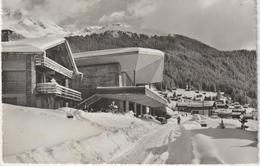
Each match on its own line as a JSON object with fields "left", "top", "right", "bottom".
{"left": 2, "top": 38, "right": 82, "bottom": 109}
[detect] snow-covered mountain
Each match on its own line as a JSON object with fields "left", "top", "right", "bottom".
{"left": 71, "top": 23, "right": 167, "bottom": 37}
{"left": 2, "top": 8, "right": 165, "bottom": 39}
{"left": 2, "top": 8, "right": 69, "bottom": 38}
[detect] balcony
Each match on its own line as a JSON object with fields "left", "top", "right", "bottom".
{"left": 95, "top": 86, "right": 168, "bottom": 108}
{"left": 36, "top": 82, "right": 82, "bottom": 101}
{"left": 35, "top": 55, "right": 73, "bottom": 78}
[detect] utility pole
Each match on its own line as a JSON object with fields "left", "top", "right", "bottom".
{"left": 244, "top": 53, "right": 247, "bottom": 104}
{"left": 133, "top": 70, "right": 136, "bottom": 86}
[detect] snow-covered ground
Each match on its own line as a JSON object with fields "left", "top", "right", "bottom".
{"left": 183, "top": 116, "right": 258, "bottom": 164}
{"left": 171, "top": 88, "right": 218, "bottom": 99}
{"left": 2, "top": 104, "right": 258, "bottom": 164}
{"left": 2, "top": 104, "right": 160, "bottom": 163}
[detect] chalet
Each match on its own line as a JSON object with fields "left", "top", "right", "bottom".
{"left": 73, "top": 47, "right": 168, "bottom": 117}
{"left": 2, "top": 37, "right": 82, "bottom": 109}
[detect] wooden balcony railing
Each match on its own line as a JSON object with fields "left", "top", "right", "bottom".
{"left": 35, "top": 55, "right": 73, "bottom": 78}
{"left": 36, "top": 82, "right": 82, "bottom": 101}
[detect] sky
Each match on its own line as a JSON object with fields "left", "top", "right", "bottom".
{"left": 2, "top": 0, "right": 257, "bottom": 50}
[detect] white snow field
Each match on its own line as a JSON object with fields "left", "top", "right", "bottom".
{"left": 183, "top": 116, "right": 258, "bottom": 164}
{"left": 2, "top": 104, "right": 160, "bottom": 163}
{"left": 2, "top": 104, "right": 258, "bottom": 164}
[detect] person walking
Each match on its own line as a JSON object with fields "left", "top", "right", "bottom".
{"left": 177, "top": 115, "right": 181, "bottom": 125}
{"left": 109, "top": 101, "right": 118, "bottom": 113}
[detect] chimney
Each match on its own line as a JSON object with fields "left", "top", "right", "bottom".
{"left": 2, "top": 29, "right": 13, "bottom": 42}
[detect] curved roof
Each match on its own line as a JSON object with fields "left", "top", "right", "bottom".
{"left": 74, "top": 47, "right": 164, "bottom": 84}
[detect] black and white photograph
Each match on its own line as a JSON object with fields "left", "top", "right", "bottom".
{"left": 1, "top": 0, "right": 258, "bottom": 164}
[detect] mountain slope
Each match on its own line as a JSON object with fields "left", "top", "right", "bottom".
{"left": 2, "top": 8, "right": 68, "bottom": 38}
{"left": 66, "top": 31, "right": 257, "bottom": 106}
{"left": 71, "top": 23, "right": 166, "bottom": 37}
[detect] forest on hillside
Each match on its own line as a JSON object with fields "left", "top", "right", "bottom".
{"left": 66, "top": 31, "right": 257, "bottom": 107}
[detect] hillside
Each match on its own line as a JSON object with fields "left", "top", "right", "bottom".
{"left": 66, "top": 31, "right": 257, "bottom": 106}
{"left": 2, "top": 8, "right": 68, "bottom": 38}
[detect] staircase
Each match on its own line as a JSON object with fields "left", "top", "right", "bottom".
{"left": 75, "top": 94, "right": 102, "bottom": 109}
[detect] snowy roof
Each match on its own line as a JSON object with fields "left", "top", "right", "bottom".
{"left": 2, "top": 37, "right": 79, "bottom": 73}
{"left": 2, "top": 37, "right": 65, "bottom": 52}
{"left": 95, "top": 86, "right": 167, "bottom": 107}
{"left": 1, "top": 44, "right": 42, "bottom": 53}
{"left": 74, "top": 47, "right": 164, "bottom": 58}
{"left": 177, "top": 101, "right": 215, "bottom": 108}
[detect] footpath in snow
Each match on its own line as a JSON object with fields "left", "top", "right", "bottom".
{"left": 111, "top": 114, "right": 258, "bottom": 164}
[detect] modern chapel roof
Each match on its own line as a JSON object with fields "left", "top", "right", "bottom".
{"left": 74, "top": 47, "right": 165, "bottom": 84}
{"left": 74, "top": 47, "right": 164, "bottom": 58}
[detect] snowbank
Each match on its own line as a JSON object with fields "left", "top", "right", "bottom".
{"left": 183, "top": 114, "right": 258, "bottom": 164}
{"left": 3, "top": 104, "right": 160, "bottom": 163}
{"left": 3, "top": 104, "right": 102, "bottom": 156}
{"left": 192, "top": 134, "right": 224, "bottom": 164}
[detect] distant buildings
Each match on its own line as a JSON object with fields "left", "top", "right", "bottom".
{"left": 176, "top": 101, "right": 216, "bottom": 116}
{"left": 173, "top": 88, "right": 231, "bottom": 116}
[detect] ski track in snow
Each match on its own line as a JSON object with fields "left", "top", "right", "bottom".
{"left": 109, "top": 118, "right": 189, "bottom": 164}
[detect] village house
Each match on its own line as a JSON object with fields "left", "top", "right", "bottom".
{"left": 72, "top": 47, "right": 168, "bottom": 117}
{"left": 2, "top": 37, "right": 82, "bottom": 109}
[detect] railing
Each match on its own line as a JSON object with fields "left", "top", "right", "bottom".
{"left": 145, "top": 87, "right": 168, "bottom": 106}
{"left": 35, "top": 55, "right": 73, "bottom": 78}
{"left": 74, "top": 94, "right": 102, "bottom": 109}
{"left": 36, "top": 82, "right": 82, "bottom": 101}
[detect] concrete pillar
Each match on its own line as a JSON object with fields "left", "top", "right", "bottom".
{"left": 65, "top": 78, "right": 69, "bottom": 107}
{"left": 125, "top": 101, "right": 129, "bottom": 112}
{"left": 133, "top": 70, "right": 136, "bottom": 86}
{"left": 140, "top": 104, "right": 143, "bottom": 117}
{"left": 133, "top": 103, "right": 137, "bottom": 116}
{"left": 147, "top": 106, "right": 150, "bottom": 114}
